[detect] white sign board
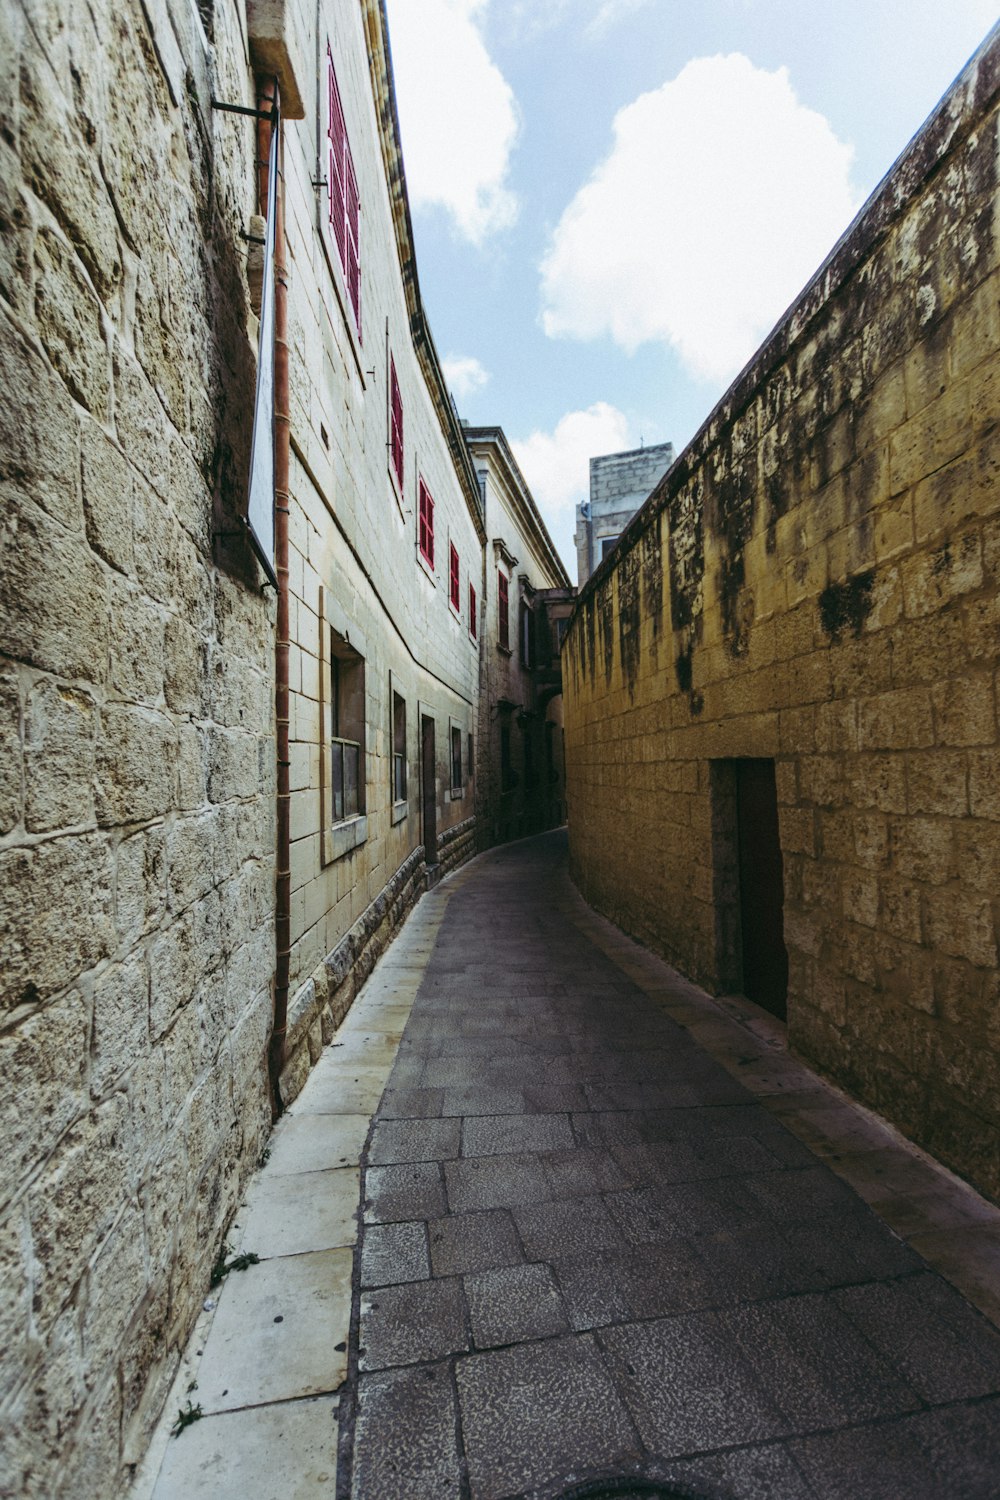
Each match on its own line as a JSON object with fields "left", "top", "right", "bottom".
{"left": 246, "top": 115, "right": 279, "bottom": 586}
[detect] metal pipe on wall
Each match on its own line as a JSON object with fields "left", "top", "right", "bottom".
{"left": 257, "top": 77, "right": 291, "bottom": 1116}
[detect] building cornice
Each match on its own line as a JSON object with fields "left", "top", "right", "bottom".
{"left": 465, "top": 426, "right": 570, "bottom": 589}
{"left": 361, "top": 1, "right": 486, "bottom": 544}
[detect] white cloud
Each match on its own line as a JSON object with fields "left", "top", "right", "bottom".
{"left": 385, "top": 0, "right": 519, "bottom": 245}
{"left": 442, "top": 353, "right": 490, "bottom": 400}
{"left": 512, "top": 402, "right": 632, "bottom": 516}
{"left": 585, "top": 0, "right": 654, "bottom": 39}
{"left": 539, "top": 54, "right": 860, "bottom": 384}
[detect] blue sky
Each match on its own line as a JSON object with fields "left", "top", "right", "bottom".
{"left": 384, "top": 0, "right": 998, "bottom": 579}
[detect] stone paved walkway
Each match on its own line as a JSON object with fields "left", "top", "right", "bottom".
{"left": 338, "top": 832, "right": 1000, "bottom": 1500}
{"left": 145, "top": 830, "right": 1000, "bottom": 1500}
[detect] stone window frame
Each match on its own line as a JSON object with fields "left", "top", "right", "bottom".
{"left": 498, "top": 567, "right": 510, "bottom": 653}
{"left": 448, "top": 716, "right": 464, "bottom": 799}
{"left": 388, "top": 346, "right": 404, "bottom": 508}
{"left": 449, "top": 540, "right": 461, "bottom": 617}
{"left": 417, "top": 475, "right": 436, "bottom": 581}
{"left": 319, "top": 588, "right": 368, "bottom": 865}
{"left": 390, "top": 669, "right": 409, "bottom": 827}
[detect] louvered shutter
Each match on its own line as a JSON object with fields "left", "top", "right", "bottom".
{"left": 346, "top": 155, "right": 361, "bottom": 335}
{"left": 390, "top": 359, "right": 403, "bottom": 486}
{"left": 328, "top": 52, "right": 347, "bottom": 263}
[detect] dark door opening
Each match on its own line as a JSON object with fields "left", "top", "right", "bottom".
{"left": 735, "top": 758, "right": 788, "bottom": 1020}
{"left": 421, "top": 714, "right": 437, "bottom": 865}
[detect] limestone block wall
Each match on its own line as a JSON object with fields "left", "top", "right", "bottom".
{"left": 0, "top": 1, "right": 275, "bottom": 1493}
{"left": 563, "top": 31, "right": 1000, "bottom": 1201}
{"left": 275, "top": 0, "right": 484, "bottom": 1102}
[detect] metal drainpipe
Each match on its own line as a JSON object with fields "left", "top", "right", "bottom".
{"left": 258, "top": 78, "right": 291, "bottom": 1117}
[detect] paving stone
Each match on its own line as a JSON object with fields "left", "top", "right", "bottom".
{"left": 519, "top": 1082, "right": 590, "bottom": 1112}
{"left": 368, "top": 1117, "right": 460, "bottom": 1165}
{"left": 462, "top": 1113, "right": 574, "bottom": 1157}
{"left": 428, "top": 1210, "right": 525, "bottom": 1276}
{"left": 720, "top": 1291, "right": 921, "bottom": 1431}
{"left": 540, "top": 1146, "right": 627, "bottom": 1198}
{"left": 237, "top": 1168, "right": 360, "bottom": 1258}
{"left": 466, "top": 1263, "right": 569, "bottom": 1347}
{"left": 552, "top": 1251, "right": 632, "bottom": 1332}
{"left": 196, "top": 1250, "right": 352, "bottom": 1412}
{"left": 444, "top": 1154, "right": 552, "bottom": 1212}
{"left": 599, "top": 1311, "right": 789, "bottom": 1454}
{"left": 360, "top": 1221, "right": 430, "bottom": 1288}
{"left": 351, "top": 1364, "right": 462, "bottom": 1500}
{"left": 789, "top": 1398, "right": 1000, "bottom": 1499}
{"left": 364, "top": 1162, "right": 446, "bottom": 1224}
{"left": 359, "top": 1277, "right": 469, "bottom": 1371}
{"left": 378, "top": 1087, "right": 444, "bottom": 1119}
{"left": 513, "top": 1195, "right": 627, "bottom": 1259}
{"left": 153, "top": 1397, "right": 339, "bottom": 1500}
{"left": 441, "top": 1086, "right": 525, "bottom": 1116}
{"left": 456, "top": 1335, "right": 641, "bottom": 1500}
{"left": 665, "top": 1441, "right": 814, "bottom": 1500}
{"left": 833, "top": 1273, "right": 1000, "bottom": 1401}
{"left": 265, "top": 1113, "right": 370, "bottom": 1174}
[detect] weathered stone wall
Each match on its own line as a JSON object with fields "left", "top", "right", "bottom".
{"left": 563, "top": 32, "right": 1000, "bottom": 1201}
{"left": 0, "top": 1, "right": 274, "bottom": 1493}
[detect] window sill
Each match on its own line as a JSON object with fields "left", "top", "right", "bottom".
{"left": 497, "top": 643, "right": 513, "bottom": 657}
{"left": 391, "top": 799, "right": 408, "bottom": 826}
{"left": 322, "top": 813, "right": 367, "bottom": 865}
{"left": 447, "top": 787, "right": 464, "bottom": 802}
{"left": 448, "top": 599, "right": 463, "bottom": 624}
{"left": 417, "top": 547, "right": 436, "bottom": 585}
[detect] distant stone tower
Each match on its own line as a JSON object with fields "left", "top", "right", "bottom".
{"left": 575, "top": 440, "right": 674, "bottom": 584}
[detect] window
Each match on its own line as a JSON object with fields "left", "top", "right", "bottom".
{"left": 523, "top": 721, "right": 536, "bottom": 790}
{"left": 469, "top": 582, "right": 477, "bottom": 639}
{"left": 330, "top": 635, "right": 365, "bottom": 823}
{"left": 389, "top": 356, "right": 403, "bottom": 490}
{"left": 451, "top": 725, "right": 462, "bottom": 793}
{"left": 500, "top": 724, "right": 515, "bottom": 792}
{"left": 520, "top": 600, "right": 535, "bottom": 670}
{"left": 449, "top": 543, "right": 460, "bottom": 612}
{"left": 498, "top": 569, "right": 509, "bottom": 651}
{"left": 418, "top": 478, "right": 435, "bottom": 568}
{"left": 601, "top": 535, "right": 620, "bottom": 560}
{"left": 392, "top": 690, "right": 406, "bottom": 803}
{"left": 326, "top": 46, "right": 361, "bottom": 336}
{"left": 467, "top": 732, "right": 474, "bottom": 782}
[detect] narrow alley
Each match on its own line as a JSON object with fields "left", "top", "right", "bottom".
{"left": 148, "top": 833, "right": 1000, "bottom": 1500}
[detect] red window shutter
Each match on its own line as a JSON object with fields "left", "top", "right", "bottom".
{"left": 419, "top": 480, "right": 434, "bottom": 567}
{"left": 390, "top": 358, "right": 403, "bottom": 487}
{"left": 498, "top": 570, "right": 509, "bottom": 650}
{"left": 450, "top": 544, "right": 460, "bottom": 609}
{"left": 346, "top": 156, "right": 361, "bottom": 335}
{"left": 327, "top": 52, "right": 346, "bottom": 263}
{"left": 469, "top": 582, "right": 477, "bottom": 638}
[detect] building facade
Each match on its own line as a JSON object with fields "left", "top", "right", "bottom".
{"left": 575, "top": 440, "right": 674, "bottom": 584}
{"left": 466, "top": 428, "right": 572, "bottom": 844}
{"left": 274, "top": 0, "right": 485, "bottom": 1104}
{"left": 563, "top": 28, "right": 1000, "bottom": 1204}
